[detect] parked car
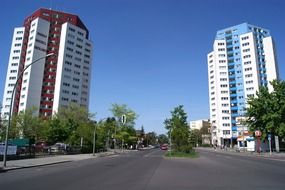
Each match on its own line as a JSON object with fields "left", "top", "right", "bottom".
{"left": 35, "top": 141, "right": 49, "bottom": 153}
{"left": 49, "top": 143, "right": 69, "bottom": 154}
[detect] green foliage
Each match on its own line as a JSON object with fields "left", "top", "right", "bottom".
{"left": 246, "top": 80, "right": 285, "bottom": 138}
{"left": 110, "top": 103, "right": 138, "bottom": 148}
{"left": 189, "top": 129, "right": 202, "bottom": 146}
{"left": 145, "top": 132, "right": 157, "bottom": 145}
{"left": 110, "top": 103, "right": 138, "bottom": 127}
{"left": 157, "top": 134, "right": 169, "bottom": 144}
{"left": 177, "top": 144, "right": 193, "bottom": 153}
{"left": 9, "top": 108, "right": 45, "bottom": 141}
{"left": 164, "top": 105, "right": 190, "bottom": 151}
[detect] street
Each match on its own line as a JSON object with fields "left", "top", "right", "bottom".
{"left": 0, "top": 149, "right": 285, "bottom": 190}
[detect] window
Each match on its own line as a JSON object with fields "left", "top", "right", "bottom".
{"left": 220, "top": 84, "right": 228, "bottom": 88}
{"left": 17, "top": 31, "right": 23, "bottom": 34}
{"left": 68, "top": 34, "right": 75, "bottom": 39}
{"left": 76, "top": 44, "right": 82, "bottom": 49}
{"left": 63, "top": 82, "right": 70, "bottom": 87}
{"left": 66, "top": 54, "right": 73, "bottom": 59}
{"left": 62, "top": 97, "right": 69, "bottom": 101}
{"left": 246, "top": 87, "right": 254, "bottom": 91}
{"left": 69, "top": 27, "right": 75, "bottom": 32}
{"left": 75, "top": 50, "right": 82, "bottom": 55}
{"left": 62, "top": 90, "right": 69, "bottom": 94}
{"left": 11, "top": 63, "right": 18, "bottom": 66}
{"left": 16, "top": 37, "right": 22, "bottom": 41}
{"left": 220, "top": 78, "right": 227, "bottom": 81}
{"left": 75, "top": 57, "right": 81, "bottom": 62}
{"left": 73, "top": 78, "right": 80, "bottom": 82}
{"left": 243, "top": 48, "right": 250, "bottom": 53}
{"left": 37, "top": 32, "right": 47, "bottom": 38}
{"left": 245, "top": 67, "right": 252, "bottom": 71}
{"left": 9, "top": 76, "right": 16, "bottom": 80}
{"left": 223, "top": 130, "right": 231, "bottom": 134}
{"left": 12, "top": 56, "right": 19, "bottom": 60}
{"left": 74, "top": 64, "right": 81, "bottom": 68}
{"left": 221, "top": 97, "right": 229, "bottom": 100}
{"left": 67, "top": 47, "right": 73, "bottom": 52}
{"left": 74, "top": 71, "right": 80, "bottom": 75}
{"left": 77, "top": 38, "right": 83, "bottom": 42}
{"left": 72, "top": 84, "right": 79, "bottom": 89}
{"left": 243, "top": 55, "right": 251, "bottom": 59}
{"left": 245, "top": 74, "right": 253, "bottom": 78}
{"left": 246, "top": 80, "right": 253, "bottom": 84}
{"left": 64, "top": 68, "right": 71, "bottom": 72}
{"left": 67, "top": 41, "right": 74, "bottom": 47}
{"left": 65, "top": 61, "right": 72, "bottom": 66}
{"left": 242, "top": 42, "right": 249, "bottom": 46}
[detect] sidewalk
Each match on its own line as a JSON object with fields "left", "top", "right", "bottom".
{"left": 0, "top": 151, "right": 115, "bottom": 172}
{"left": 196, "top": 147, "right": 285, "bottom": 161}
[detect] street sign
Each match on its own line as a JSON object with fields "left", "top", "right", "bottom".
{"left": 121, "top": 114, "right": 126, "bottom": 125}
{"left": 255, "top": 130, "right": 262, "bottom": 137}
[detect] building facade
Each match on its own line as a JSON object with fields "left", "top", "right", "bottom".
{"left": 207, "top": 23, "right": 278, "bottom": 147}
{"left": 189, "top": 119, "right": 210, "bottom": 131}
{"left": 1, "top": 8, "right": 92, "bottom": 119}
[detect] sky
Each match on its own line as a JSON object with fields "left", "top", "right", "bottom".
{"left": 0, "top": 0, "right": 284, "bottom": 134}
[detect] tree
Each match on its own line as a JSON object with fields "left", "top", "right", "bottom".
{"left": 157, "top": 134, "right": 168, "bottom": 144}
{"left": 189, "top": 129, "right": 202, "bottom": 146}
{"left": 9, "top": 108, "right": 45, "bottom": 141}
{"left": 164, "top": 105, "right": 190, "bottom": 152}
{"left": 47, "top": 103, "right": 95, "bottom": 145}
{"left": 110, "top": 103, "right": 138, "bottom": 148}
{"left": 246, "top": 80, "right": 285, "bottom": 139}
{"left": 145, "top": 132, "right": 157, "bottom": 145}
{"left": 110, "top": 103, "right": 138, "bottom": 127}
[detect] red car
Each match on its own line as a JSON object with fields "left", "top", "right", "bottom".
{"left": 160, "top": 144, "right": 168, "bottom": 150}
{"left": 35, "top": 141, "right": 49, "bottom": 153}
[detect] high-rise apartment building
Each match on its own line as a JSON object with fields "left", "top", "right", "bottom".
{"left": 207, "top": 23, "right": 278, "bottom": 147}
{"left": 1, "top": 8, "right": 92, "bottom": 119}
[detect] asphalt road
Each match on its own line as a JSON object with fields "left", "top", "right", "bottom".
{"left": 0, "top": 148, "right": 285, "bottom": 190}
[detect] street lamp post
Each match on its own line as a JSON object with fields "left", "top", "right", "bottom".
{"left": 92, "top": 121, "right": 97, "bottom": 156}
{"left": 2, "top": 53, "right": 55, "bottom": 168}
{"left": 169, "top": 128, "right": 172, "bottom": 157}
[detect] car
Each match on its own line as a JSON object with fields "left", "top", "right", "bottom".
{"left": 35, "top": 141, "right": 49, "bottom": 153}
{"left": 160, "top": 144, "right": 168, "bottom": 150}
{"left": 49, "top": 143, "right": 69, "bottom": 154}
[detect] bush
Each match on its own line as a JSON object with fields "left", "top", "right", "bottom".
{"left": 178, "top": 144, "right": 194, "bottom": 153}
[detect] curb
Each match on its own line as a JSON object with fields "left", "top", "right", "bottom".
{"left": 0, "top": 160, "right": 72, "bottom": 173}
{"left": 0, "top": 152, "right": 117, "bottom": 173}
